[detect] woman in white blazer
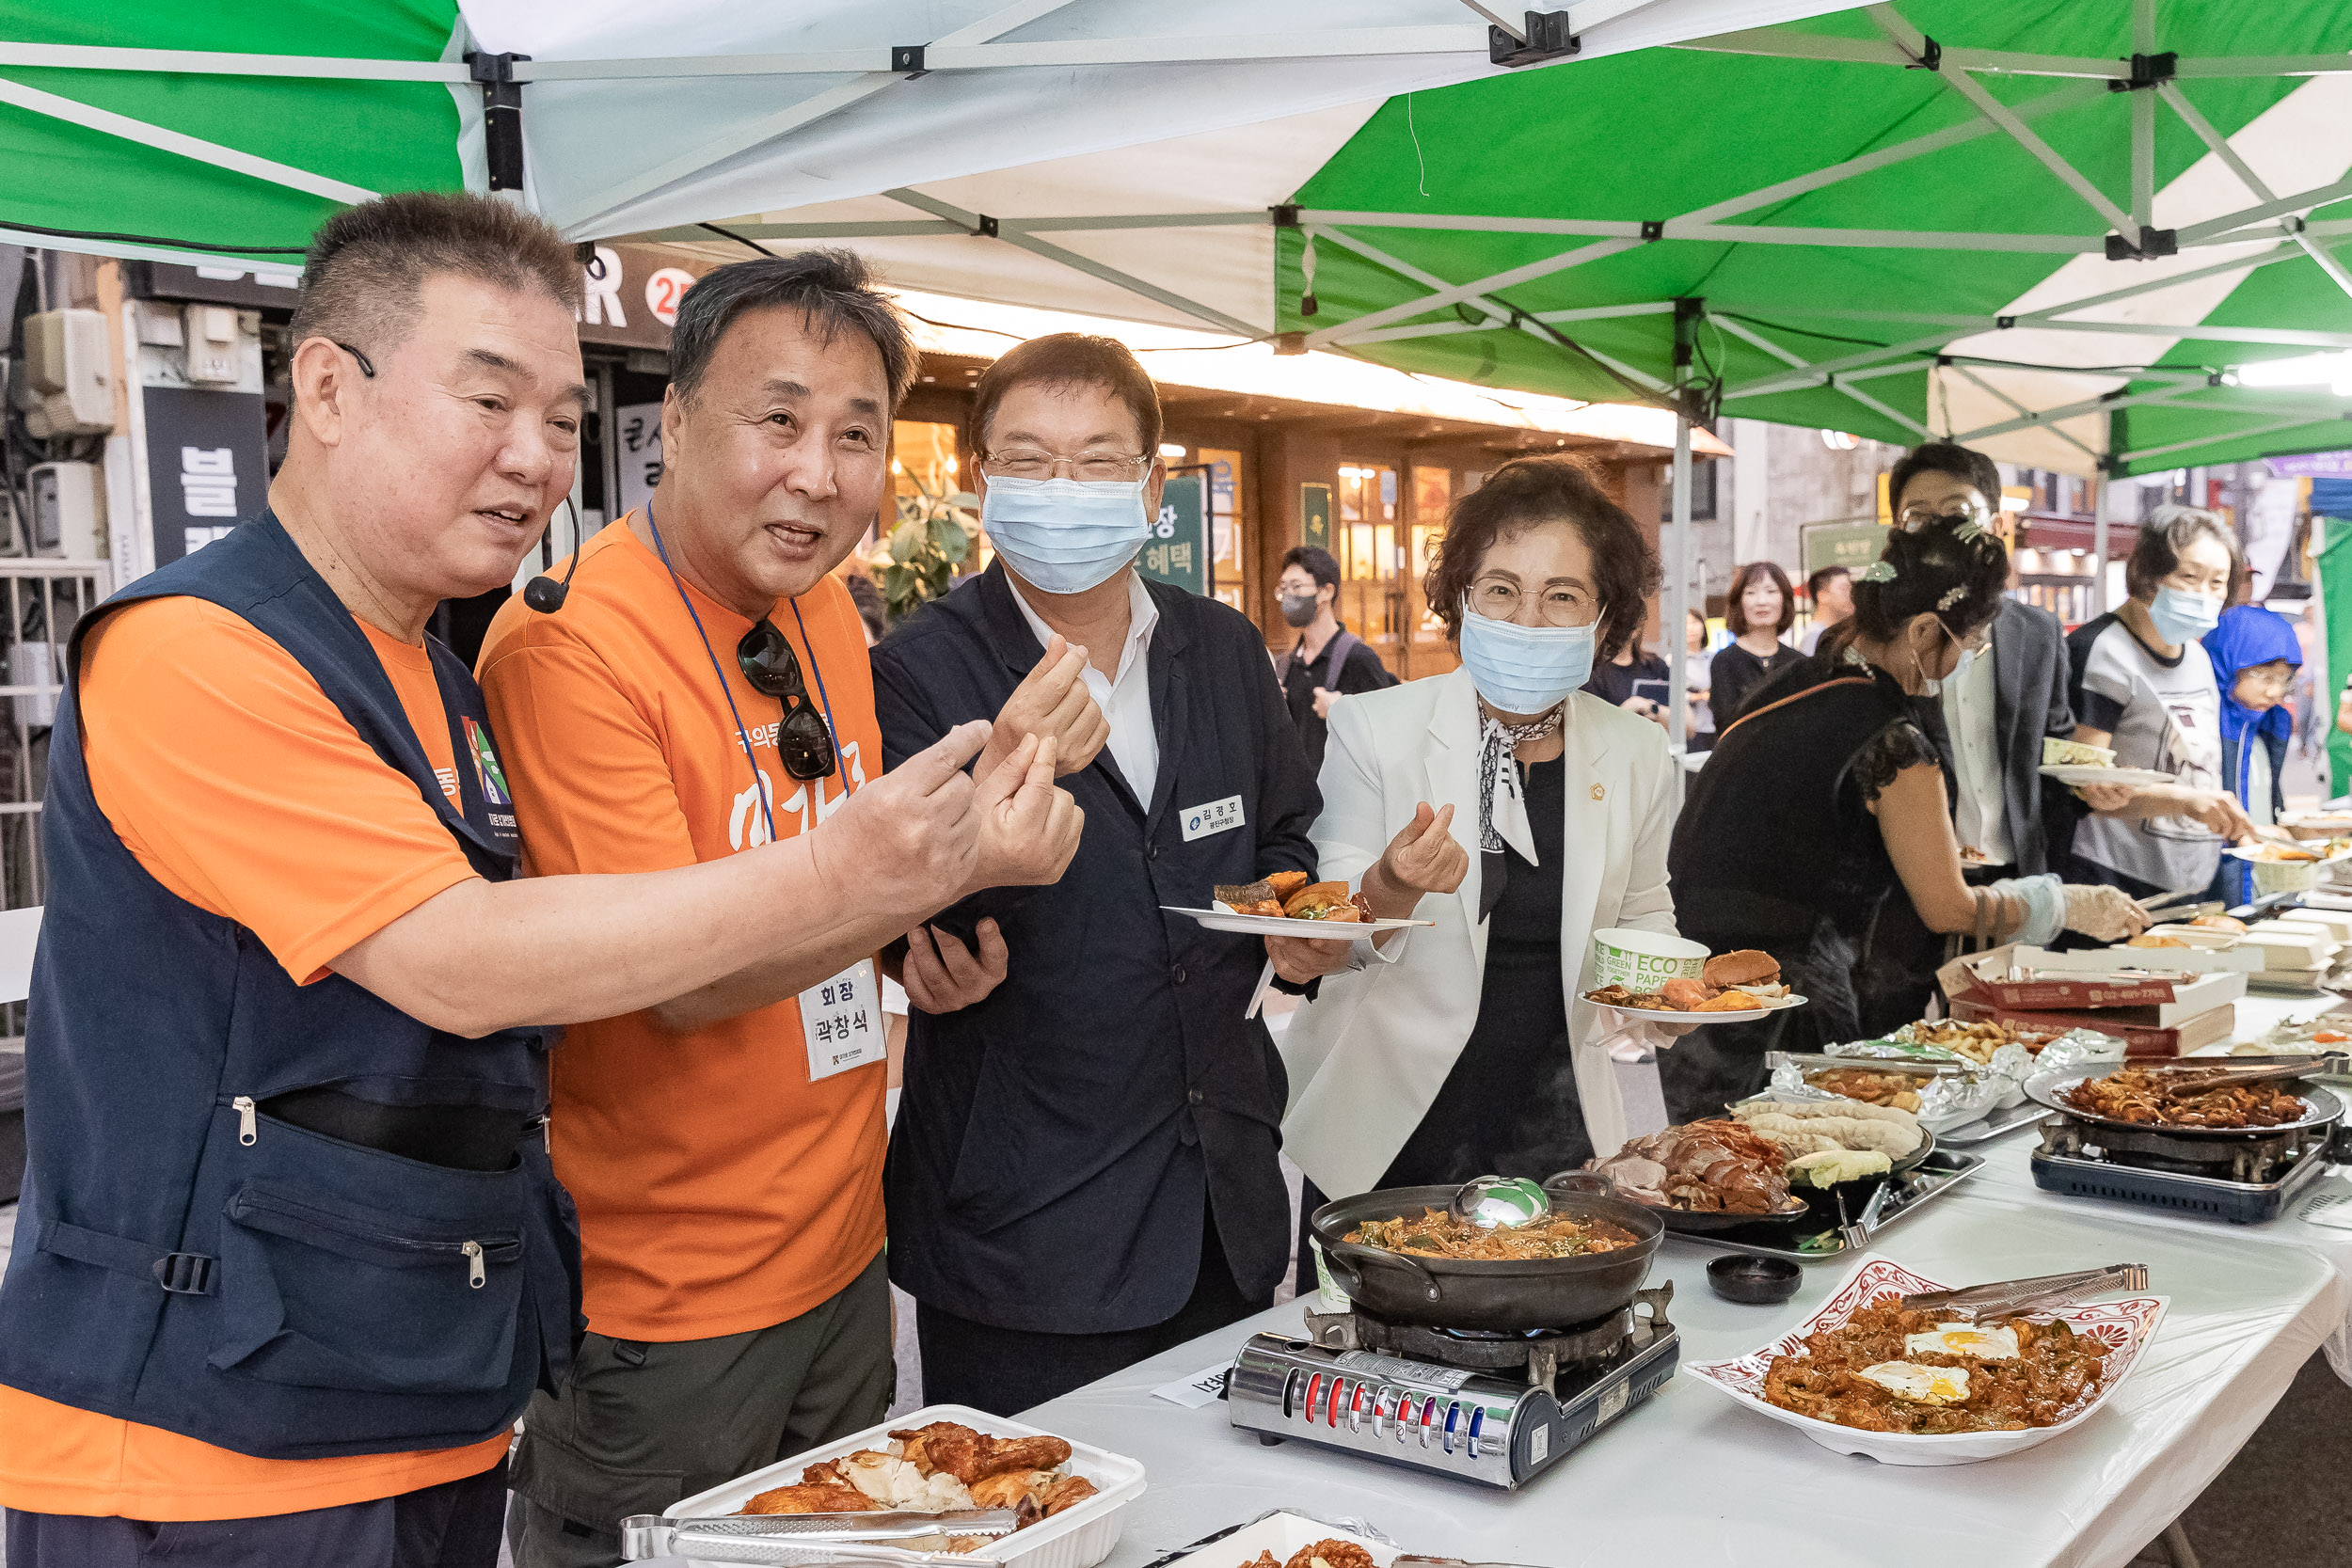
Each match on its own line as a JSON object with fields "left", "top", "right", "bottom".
{"left": 1267, "top": 457, "right": 1684, "bottom": 1290}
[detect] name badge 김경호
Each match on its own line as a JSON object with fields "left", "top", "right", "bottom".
{"left": 799, "top": 958, "right": 885, "bottom": 1082}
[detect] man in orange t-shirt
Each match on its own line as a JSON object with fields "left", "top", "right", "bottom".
{"left": 0, "top": 206, "right": 1061, "bottom": 1568}
{"left": 479, "top": 252, "right": 1088, "bottom": 1567}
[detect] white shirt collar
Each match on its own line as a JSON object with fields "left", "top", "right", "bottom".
{"left": 1005, "top": 568, "right": 1159, "bottom": 685}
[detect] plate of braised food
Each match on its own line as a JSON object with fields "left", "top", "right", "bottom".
{"left": 1583, "top": 1120, "right": 1813, "bottom": 1228}
{"left": 1686, "top": 1258, "right": 2166, "bottom": 1465}
{"left": 2026, "top": 1059, "right": 2344, "bottom": 1136}
{"left": 1164, "top": 873, "right": 1428, "bottom": 938}
{"left": 1583, "top": 949, "right": 1809, "bottom": 1023}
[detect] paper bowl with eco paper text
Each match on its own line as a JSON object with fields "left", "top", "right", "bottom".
{"left": 1589, "top": 927, "right": 1708, "bottom": 991}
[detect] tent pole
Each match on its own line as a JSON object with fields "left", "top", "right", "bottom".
{"left": 1668, "top": 410, "right": 1692, "bottom": 759}
{"left": 2095, "top": 408, "right": 2114, "bottom": 619}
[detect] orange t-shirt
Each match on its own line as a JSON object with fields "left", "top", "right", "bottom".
{"left": 0, "top": 596, "right": 506, "bottom": 1521}
{"left": 476, "top": 517, "right": 887, "bottom": 1342}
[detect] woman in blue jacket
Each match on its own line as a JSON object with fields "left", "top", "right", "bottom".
{"left": 2205, "top": 603, "right": 2302, "bottom": 904}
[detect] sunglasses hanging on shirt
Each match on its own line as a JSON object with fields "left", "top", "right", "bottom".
{"left": 644, "top": 499, "right": 842, "bottom": 850}
{"left": 736, "top": 617, "right": 839, "bottom": 782}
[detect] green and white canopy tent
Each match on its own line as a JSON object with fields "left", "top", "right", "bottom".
{"left": 0, "top": 0, "right": 1856, "bottom": 264}
{"left": 698, "top": 0, "right": 2352, "bottom": 750}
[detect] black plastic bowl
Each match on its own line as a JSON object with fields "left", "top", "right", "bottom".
{"left": 1708, "top": 1253, "right": 1803, "bottom": 1305}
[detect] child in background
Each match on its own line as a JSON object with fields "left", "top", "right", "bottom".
{"left": 2205, "top": 603, "right": 2302, "bottom": 904}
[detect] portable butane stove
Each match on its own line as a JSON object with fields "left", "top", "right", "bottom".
{"left": 2029, "top": 1113, "right": 2340, "bottom": 1224}
{"left": 1223, "top": 1285, "right": 1676, "bottom": 1489}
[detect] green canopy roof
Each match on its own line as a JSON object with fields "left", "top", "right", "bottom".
{"left": 0, "top": 4, "right": 465, "bottom": 264}
{"left": 1278, "top": 0, "right": 2352, "bottom": 475}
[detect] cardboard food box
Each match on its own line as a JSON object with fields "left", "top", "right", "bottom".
{"left": 1948, "top": 998, "right": 2236, "bottom": 1057}
{"left": 2146, "top": 924, "right": 2330, "bottom": 972}
{"left": 2024, "top": 942, "right": 2265, "bottom": 974}
{"left": 1939, "top": 949, "right": 2246, "bottom": 1021}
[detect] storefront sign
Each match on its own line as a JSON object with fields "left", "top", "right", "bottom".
{"left": 577, "top": 246, "right": 722, "bottom": 350}
{"left": 1140, "top": 468, "right": 1210, "bottom": 595}
{"left": 139, "top": 385, "right": 266, "bottom": 571}
{"left": 2269, "top": 450, "right": 2352, "bottom": 479}
{"left": 1301, "top": 481, "right": 1332, "bottom": 551}
{"left": 1802, "top": 519, "right": 1890, "bottom": 577}
{"left": 613, "top": 401, "right": 665, "bottom": 516}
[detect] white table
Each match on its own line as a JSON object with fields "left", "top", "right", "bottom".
{"left": 1028, "top": 1201, "right": 2342, "bottom": 1568}
{"left": 1943, "top": 987, "right": 2352, "bottom": 1381}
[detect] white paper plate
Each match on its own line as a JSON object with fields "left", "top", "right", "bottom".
{"left": 1582, "top": 992, "right": 1809, "bottom": 1024}
{"left": 1161, "top": 905, "right": 1427, "bottom": 938}
{"left": 1684, "top": 1256, "right": 2167, "bottom": 1466}
{"left": 2039, "top": 764, "right": 2174, "bottom": 786}
{"left": 2224, "top": 845, "right": 2345, "bottom": 864}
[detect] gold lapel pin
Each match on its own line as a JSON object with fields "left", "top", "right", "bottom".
{"left": 1591, "top": 784, "right": 1606, "bottom": 801}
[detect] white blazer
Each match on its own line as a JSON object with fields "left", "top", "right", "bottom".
{"left": 1279, "top": 668, "right": 1681, "bottom": 1198}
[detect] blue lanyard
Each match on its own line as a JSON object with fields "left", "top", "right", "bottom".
{"left": 644, "top": 499, "right": 840, "bottom": 842}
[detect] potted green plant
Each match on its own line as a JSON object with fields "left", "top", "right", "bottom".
{"left": 872, "top": 471, "right": 978, "bottom": 621}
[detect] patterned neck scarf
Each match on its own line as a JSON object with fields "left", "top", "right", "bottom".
{"left": 1476, "top": 704, "right": 1564, "bottom": 920}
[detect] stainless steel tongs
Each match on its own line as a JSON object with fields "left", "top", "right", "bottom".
{"left": 1899, "top": 1263, "right": 2150, "bottom": 1319}
{"left": 620, "top": 1510, "right": 1023, "bottom": 1565}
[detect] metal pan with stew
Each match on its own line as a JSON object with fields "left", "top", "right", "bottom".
{"left": 1309, "top": 1172, "right": 1661, "bottom": 1331}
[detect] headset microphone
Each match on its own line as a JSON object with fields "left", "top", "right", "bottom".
{"left": 523, "top": 499, "right": 586, "bottom": 613}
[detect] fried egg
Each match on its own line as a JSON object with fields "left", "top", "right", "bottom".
{"left": 1856, "top": 1361, "right": 1970, "bottom": 1404}
{"left": 1903, "top": 1323, "right": 2022, "bottom": 1361}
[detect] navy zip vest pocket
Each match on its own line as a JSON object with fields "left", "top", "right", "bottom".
{"left": 204, "top": 1107, "right": 528, "bottom": 1403}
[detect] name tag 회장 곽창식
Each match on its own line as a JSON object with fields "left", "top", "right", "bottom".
{"left": 799, "top": 958, "right": 884, "bottom": 1082}
{"left": 1182, "top": 794, "right": 1246, "bottom": 842}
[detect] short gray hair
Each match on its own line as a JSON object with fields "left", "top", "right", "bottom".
{"left": 291, "top": 191, "right": 582, "bottom": 362}
{"left": 2126, "top": 504, "right": 2242, "bottom": 601}
{"left": 668, "top": 250, "right": 917, "bottom": 407}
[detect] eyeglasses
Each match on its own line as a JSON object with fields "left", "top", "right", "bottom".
{"left": 980, "top": 448, "right": 1152, "bottom": 483}
{"left": 1469, "top": 579, "right": 1601, "bottom": 629}
{"left": 1895, "top": 499, "right": 1993, "bottom": 532}
{"left": 334, "top": 341, "right": 377, "bottom": 378}
{"left": 736, "top": 620, "right": 837, "bottom": 780}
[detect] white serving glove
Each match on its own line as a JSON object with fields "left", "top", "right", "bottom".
{"left": 2061, "top": 882, "right": 2147, "bottom": 944}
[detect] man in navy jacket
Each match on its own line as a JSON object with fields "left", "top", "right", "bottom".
{"left": 871, "top": 334, "right": 1319, "bottom": 1414}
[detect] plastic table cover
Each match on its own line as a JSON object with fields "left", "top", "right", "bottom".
{"left": 1024, "top": 1203, "right": 2340, "bottom": 1568}
{"left": 1950, "top": 990, "right": 2352, "bottom": 1383}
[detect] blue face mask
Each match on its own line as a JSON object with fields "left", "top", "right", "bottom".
{"left": 2148, "top": 586, "right": 2222, "bottom": 646}
{"left": 979, "top": 475, "right": 1152, "bottom": 594}
{"left": 1455, "top": 601, "right": 1597, "bottom": 716}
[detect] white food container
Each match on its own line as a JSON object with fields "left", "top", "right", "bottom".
{"left": 1587, "top": 926, "right": 1708, "bottom": 991}
{"left": 1156, "top": 1512, "right": 1396, "bottom": 1568}
{"left": 661, "top": 1404, "right": 1146, "bottom": 1568}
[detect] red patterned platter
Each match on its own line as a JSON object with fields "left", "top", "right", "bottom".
{"left": 1684, "top": 1257, "right": 2167, "bottom": 1465}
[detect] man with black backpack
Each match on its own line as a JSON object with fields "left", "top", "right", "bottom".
{"left": 1274, "top": 545, "right": 1398, "bottom": 774}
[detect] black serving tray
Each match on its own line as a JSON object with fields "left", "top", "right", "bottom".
{"left": 1660, "top": 1149, "right": 1983, "bottom": 1262}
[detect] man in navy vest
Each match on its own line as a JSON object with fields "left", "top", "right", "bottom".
{"left": 0, "top": 195, "right": 1034, "bottom": 1567}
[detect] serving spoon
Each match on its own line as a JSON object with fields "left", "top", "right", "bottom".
{"left": 1448, "top": 1174, "right": 1550, "bottom": 1229}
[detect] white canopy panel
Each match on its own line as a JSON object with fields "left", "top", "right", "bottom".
{"left": 455, "top": 0, "right": 1871, "bottom": 240}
